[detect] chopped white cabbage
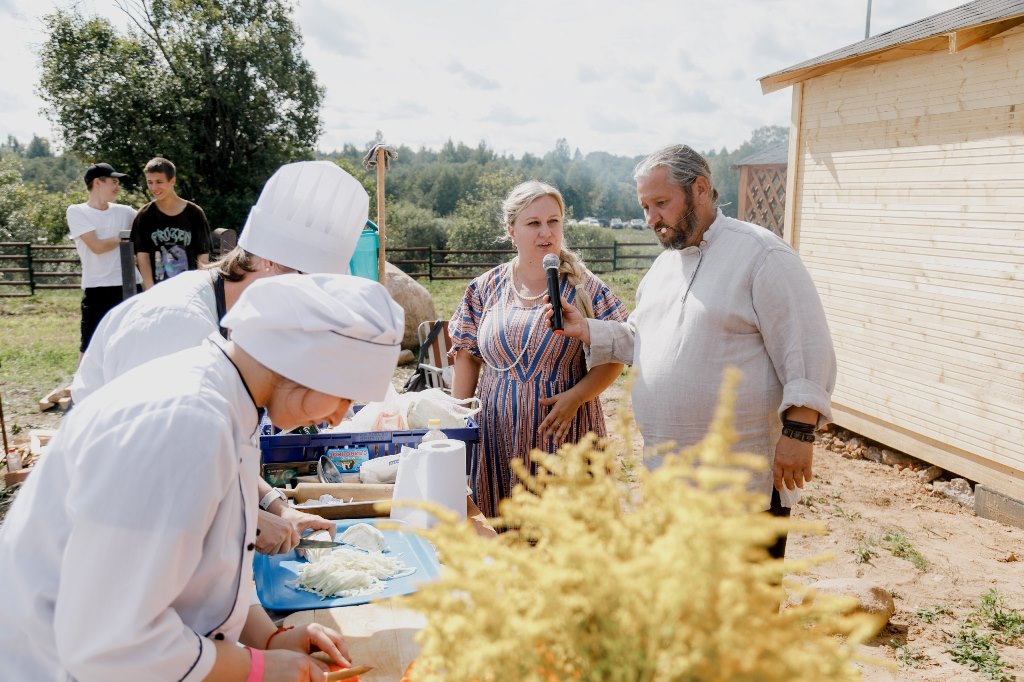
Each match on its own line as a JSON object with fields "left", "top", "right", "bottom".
{"left": 292, "top": 548, "right": 415, "bottom": 599}
{"left": 297, "top": 529, "right": 334, "bottom": 564}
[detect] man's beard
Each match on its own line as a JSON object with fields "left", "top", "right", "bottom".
{"left": 652, "top": 185, "right": 700, "bottom": 250}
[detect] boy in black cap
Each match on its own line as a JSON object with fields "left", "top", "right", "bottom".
{"left": 67, "top": 163, "right": 142, "bottom": 355}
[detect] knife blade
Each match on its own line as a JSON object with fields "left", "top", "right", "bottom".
{"left": 296, "top": 537, "right": 369, "bottom": 552}
{"left": 296, "top": 537, "right": 346, "bottom": 549}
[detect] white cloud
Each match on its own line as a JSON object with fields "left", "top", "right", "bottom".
{"left": 0, "top": 0, "right": 966, "bottom": 157}
{"left": 446, "top": 60, "right": 500, "bottom": 91}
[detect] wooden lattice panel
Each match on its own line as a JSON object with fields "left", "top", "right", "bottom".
{"left": 738, "top": 164, "right": 787, "bottom": 236}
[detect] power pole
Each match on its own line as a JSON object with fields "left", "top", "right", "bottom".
{"left": 865, "top": 0, "right": 873, "bottom": 38}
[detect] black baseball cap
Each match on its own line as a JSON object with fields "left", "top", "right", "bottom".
{"left": 84, "top": 163, "right": 127, "bottom": 186}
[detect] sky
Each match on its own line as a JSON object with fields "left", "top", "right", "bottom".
{"left": 0, "top": 0, "right": 965, "bottom": 159}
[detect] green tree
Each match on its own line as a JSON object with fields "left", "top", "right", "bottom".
{"left": 445, "top": 169, "right": 522, "bottom": 273}
{"left": 38, "top": 0, "right": 324, "bottom": 231}
{"left": 25, "top": 135, "right": 53, "bottom": 159}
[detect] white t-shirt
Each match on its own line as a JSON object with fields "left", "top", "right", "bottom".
{"left": 66, "top": 202, "right": 141, "bottom": 289}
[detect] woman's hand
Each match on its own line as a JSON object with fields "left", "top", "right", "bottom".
{"left": 261, "top": 648, "right": 330, "bottom": 681}
{"left": 255, "top": 510, "right": 301, "bottom": 555}
{"left": 268, "top": 622, "right": 351, "bottom": 669}
{"left": 538, "top": 388, "right": 584, "bottom": 442}
{"left": 543, "top": 294, "right": 590, "bottom": 343}
{"left": 280, "top": 507, "right": 336, "bottom": 538}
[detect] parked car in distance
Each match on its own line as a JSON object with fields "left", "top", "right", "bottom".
{"left": 610, "top": 218, "right": 624, "bottom": 229}
{"left": 597, "top": 218, "right": 609, "bottom": 227}
{"left": 630, "top": 218, "right": 646, "bottom": 230}
{"left": 580, "top": 217, "right": 600, "bottom": 227}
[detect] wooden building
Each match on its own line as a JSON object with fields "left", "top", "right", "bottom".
{"left": 732, "top": 140, "right": 789, "bottom": 236}
{"left": 759, "top": 0, "right": 1024, "bottom": 501}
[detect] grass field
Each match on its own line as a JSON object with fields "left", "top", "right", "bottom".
{"left": 0, "top": 269, "right": 646, "bottom": 426}
{"left": 0, "top": 290, "right": 81, "bottom": 422}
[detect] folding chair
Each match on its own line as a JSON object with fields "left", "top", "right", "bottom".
{"left": 416, "top": 320, "right": 454, "bottom": 391}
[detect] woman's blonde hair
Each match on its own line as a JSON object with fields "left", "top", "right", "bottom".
{"left": 203, "top": 245, "right": 260, "bottom": 282}
{"left": 501, "top": 180, "right": 594, "bottom": 318}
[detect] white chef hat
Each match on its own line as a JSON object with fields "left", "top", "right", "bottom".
{"left": 222, "top": 274, "right": 404, "bottom": 402}
{"left": 238, "top": 161, "right": 369, "bottom": 275}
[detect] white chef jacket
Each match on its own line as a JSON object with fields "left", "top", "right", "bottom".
{"left": 586, "top": 210, "right": 836, "bottom": 507}
{"left": 0, "top": 337, "right": 260, "bottom": 681}
{"left": 72, "top": 269, "right": 219, "bottom": 403}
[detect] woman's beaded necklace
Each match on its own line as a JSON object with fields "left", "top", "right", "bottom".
{"left": 477, "top": 260, "right": 545, "bottom": 372}
{"left": 511, "top": 257, "right": 546, "bottom": 303}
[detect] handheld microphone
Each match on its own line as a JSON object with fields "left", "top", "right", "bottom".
{"left": 543, "top": 253, "right": 563, "bottom": 331}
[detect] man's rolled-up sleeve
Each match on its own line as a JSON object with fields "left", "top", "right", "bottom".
{"left": 752, "top": 248, "right": 837, "bottom": 425}
{"left": 586, "top": 317, "right": 636, "bottom": 367}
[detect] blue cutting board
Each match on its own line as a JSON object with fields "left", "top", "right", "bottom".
{"left": 254, "top": 518, "right": 440, "bottom": 611}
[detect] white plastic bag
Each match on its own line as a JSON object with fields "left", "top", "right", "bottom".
{"left": 405, "top": 389, "right": 480, "bottom": 429}
{"left": 330, "top": 384, "right": 409, "bottom": 433}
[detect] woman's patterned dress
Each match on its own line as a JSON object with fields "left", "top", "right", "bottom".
{"left": 450, "top": 262, "right": 629, "bottom": 517}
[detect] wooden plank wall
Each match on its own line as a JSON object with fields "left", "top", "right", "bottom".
{"left": 790, "top": 24, "right": 1024, "bottom": 500}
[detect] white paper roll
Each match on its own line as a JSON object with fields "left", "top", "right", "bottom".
{"left": 390, "top": 438, "right": 468, "bottom": 528}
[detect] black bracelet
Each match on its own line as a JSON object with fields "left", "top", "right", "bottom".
{"left": 781, "top": 425, "right": 816, "bottom": 442}
{"left": 782, "top": 419, "right": 816, "bottom": 433}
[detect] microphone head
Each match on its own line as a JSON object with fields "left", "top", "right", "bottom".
{"left": 542, "top": 253, "right": 560, "bottom": 271}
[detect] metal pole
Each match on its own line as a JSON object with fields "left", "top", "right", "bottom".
{"left": 119, "top": 230, "right": 136, "bottom": 300}
{"left": 865, "top": 0, "right": 872, "bottom": 38}
{"left": 612, "top": 241, "right": 618, "bottom": 271}
{"left": 427, "top": 245, "right": 433, "bottom": 281}
{"left": 25, "top": 244, "right": 34, "bottom": 296}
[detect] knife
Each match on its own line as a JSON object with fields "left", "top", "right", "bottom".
{"left": 297, "top": 538, "right": 346, "bottom": 549}
{"left": 325, "top": 665, "right": 373, "bottom": 680}
{"left": 296, "top": 537, "right": 369, "bottom": 552}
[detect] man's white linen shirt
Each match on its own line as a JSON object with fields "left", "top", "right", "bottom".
{"left": 587, "top": 210, "right": 837, "bottom": 506}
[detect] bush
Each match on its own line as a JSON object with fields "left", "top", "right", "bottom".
{"left": 401, "top": 369, "right": 881, "bottom": 681}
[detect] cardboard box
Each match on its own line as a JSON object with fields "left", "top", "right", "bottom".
{"left": 282, "top": 482, "right": 394, "bottom": 519}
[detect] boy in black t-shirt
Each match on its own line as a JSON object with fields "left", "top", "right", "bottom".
{"left": 131, "top": 157, "right": 212, "bottom": 289}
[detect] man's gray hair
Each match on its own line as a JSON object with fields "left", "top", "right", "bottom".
{"left": 634, "top": 145, "right": 720, "bottom": 204}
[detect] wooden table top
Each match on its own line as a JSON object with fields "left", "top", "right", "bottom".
{"left": 285, "top": 602, "right": 424, "bottom": 681}
{"left": 279, "top": 495, "right": 494, "bottom": 680}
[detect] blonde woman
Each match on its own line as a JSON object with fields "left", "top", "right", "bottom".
{"left": 450, "top": 181, "right": 628, "bottom": 517}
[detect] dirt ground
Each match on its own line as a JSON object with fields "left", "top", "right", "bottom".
{"left": 602, "top": 380, "right": 1024, "bottom": 681}
{"left": 5, "top": 371, "right": 1023, "bottom": 680}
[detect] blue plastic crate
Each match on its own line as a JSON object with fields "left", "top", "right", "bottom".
{"left": 259, "top": 417, "right": 480, "bottom": 476}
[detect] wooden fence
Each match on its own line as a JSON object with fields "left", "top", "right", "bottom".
{"left": 0, "top": 238, "right": 661, "bottom": 295}
{"left": 0, "top": 229, "right": 238, "bottom": 297}
{"left": 389, "top": 242, "right": 661, "bottom": 280}
{"left": 0, "top": 243, "right": 80, "bottom": 296}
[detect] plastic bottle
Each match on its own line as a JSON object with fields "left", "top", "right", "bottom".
{"left": 420, "top": 419, "right": 447, "bottom": 444}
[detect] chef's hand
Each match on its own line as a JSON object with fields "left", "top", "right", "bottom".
{"left": 773, "top": 436, "right": 814, "bottom": 491}
{"left": 255, "top": 509, "right": 300, "bottom": 555}
{"left": 262, "top": 648, "right": 329, "bottom": 681}
{"left": 537, "top": 387, "right": 583, "bottom": 443}
{"left": 279, "top": 506, "right": 336, "bottom": 537}
{"left": 543, "top": 294, "right": 590, "bottom": 344}
{"left": 268, "top": 622, "right": 351, "bottom": 669}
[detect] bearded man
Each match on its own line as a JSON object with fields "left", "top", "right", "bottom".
{"left": 554, "top": 144, "right": 837, "bottom": 559}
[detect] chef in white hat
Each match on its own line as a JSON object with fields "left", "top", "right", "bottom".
{"left": 72, "top": 161, "right": 371, "bottom": 554}
{"left": 0, "top": 274, "right": 404, "bottom": 682}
